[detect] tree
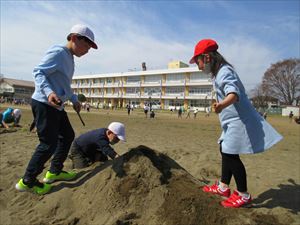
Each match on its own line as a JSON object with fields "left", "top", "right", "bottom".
{"left": 77, "top": 94, "right": 87, "bottom": 102}
{"left": 262, "top": 59, "right": 300, "bottom": 105}
{"left": 250, "top": 84, "right": 268, "bottom": 109}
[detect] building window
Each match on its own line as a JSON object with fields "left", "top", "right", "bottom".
{"left": 126, "top": 87, "right": 139, "bottom": 94}
{"left": 190, "top": 72, "right": 210, "bottom": 81}
{"left": 127, "top": 76, "right": 141, "bottom": 83}
{"left": 144, "top": 87, "right": 161, "bottom": 96}
{"left": 165, "top": 87, "right": 184, "bottom": 94}
{"left": 93, "top": 79, "right": 100, "bottom": 84}
{"left": 189, "top": 87, "right": 211, "bottom": 95}
{"left": 190, "top": 99, "right": 206, "bottom": 107}
{"left": 107, "top": 78, "right": 113, "bottom": 84}
{"left": 144, "top": 75, "right": 161, "bottom": 83}
{"left": 166, "top": 74, "right": 184, "bottom": 83}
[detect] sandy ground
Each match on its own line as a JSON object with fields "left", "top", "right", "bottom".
{"left": 0, "top": 105, "right": 299, "bottom": 225}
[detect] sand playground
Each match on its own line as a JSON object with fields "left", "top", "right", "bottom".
{"left": 0, "top": 106, "right": 299, "bottom": 225}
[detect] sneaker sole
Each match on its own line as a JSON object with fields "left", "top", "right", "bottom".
{"left": 202, "top": 189, "right": 230, "bottom": 198}
{"left": 15, "top": 183, "right": 49, "bottom": 195}
{"left": 43, "top": 176, "right": 76, "bottom": 184}
{"left": 15, "top": 183, "right": 29, "bottom": 192}
{"left": 221, "top": 202, "right": 252, "bottom": 208}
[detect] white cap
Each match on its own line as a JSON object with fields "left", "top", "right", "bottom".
{"left": 13, "top": 109, "right": 21, "bottom": 118}
{"left": 70, "top": 24, "right": 98, "bottom": 49}
{"left": 108, "top": 122, "right": 126, "bottom": 142}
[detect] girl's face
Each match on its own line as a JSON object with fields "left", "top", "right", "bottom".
{"left": 195, "top": 54, "right": 211, "bottom": 74}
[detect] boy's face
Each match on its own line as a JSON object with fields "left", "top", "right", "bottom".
{"left": 72, "top": 35, "right": 92, "bottom": 57}
{"left": 107, "top": 130, "right": 120, "bottom": 145}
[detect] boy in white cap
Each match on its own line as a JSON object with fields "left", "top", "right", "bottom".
{"left": 15, "top": 24, "right": 98, "bottom": 195}
{"left": 69, "top": 122, "right": 126, "bottom": 169}
{"left": 0, "top": 108, "right": 22, "bottom": 128}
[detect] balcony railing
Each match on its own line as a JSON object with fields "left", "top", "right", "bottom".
{"left": 123, "top": 81, "right": 141, "bottom": 87}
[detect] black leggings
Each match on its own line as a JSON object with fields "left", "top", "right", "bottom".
{"left": 220, "top": 144, "right": 247, "bottom": 192}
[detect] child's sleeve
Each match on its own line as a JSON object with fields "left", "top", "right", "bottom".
{"left": 97, "top": 137, "right": 117, "bottom": 159}
{"left": 33, "top": 50, "right": 62, "bottom": 98}
{"left": 220, "top": 69, "right": 241, "bottom": 99}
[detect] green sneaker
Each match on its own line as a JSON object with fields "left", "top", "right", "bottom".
{"left": 15, "top": 179, "right": 51, "bottom": 195}
{"left": 43, "top": 170, "right": 77, "bottom": 183}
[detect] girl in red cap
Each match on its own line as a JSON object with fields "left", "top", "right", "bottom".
{"left": 190, "top": 39, "right": 282, "bottom": 208}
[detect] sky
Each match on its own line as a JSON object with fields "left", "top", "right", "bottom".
{"left": 1, "top": 0, "right": 299, "bottom": 91}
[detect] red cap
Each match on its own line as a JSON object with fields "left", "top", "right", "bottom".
{"left": 189, "top": 39, "right": 218, "bottom": 64}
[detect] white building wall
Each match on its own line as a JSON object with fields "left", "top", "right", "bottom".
{"left": 72, "top": 65, "right": 214, "bottom": 110}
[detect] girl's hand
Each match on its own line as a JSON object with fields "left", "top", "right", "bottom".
{"left": 213, "top": 103, "right": 223, "bottom": 113}
{"left": 213, "top": 93, "right": 238, "bottom": 113}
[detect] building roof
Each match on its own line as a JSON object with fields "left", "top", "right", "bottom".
{"left": 73, "top": 66, "right": 201, "bottom": 80}
{"left": 2, "top": 78, "right": 34, "bottom": 88}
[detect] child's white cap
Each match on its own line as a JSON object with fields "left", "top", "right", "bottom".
{"left": 70, "top": 24, "right": 98, "bottom": 49}
{"left": 108, "top": 122, "right": 126, "bottom": 142}
{"left": 13, "top": 109, "right": 21, "bottom": 118}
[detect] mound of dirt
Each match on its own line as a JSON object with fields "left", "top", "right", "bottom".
{"left": 7, "top": 145, "right": 283, "bottom": 225}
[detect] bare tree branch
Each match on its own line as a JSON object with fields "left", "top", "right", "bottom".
{"left": 262, "top": 59, "right": 300, "bottom": 105}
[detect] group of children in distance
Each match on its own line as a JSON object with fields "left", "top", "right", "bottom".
{"left": 14, "top": 25, "right": 282, "bottom": 209}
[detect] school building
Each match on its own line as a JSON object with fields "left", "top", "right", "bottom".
{"left": 0, "top": 77, "right": 35, "bottom": 104}
{"left": 71, "top": 61, "right": 215, "bottom": 111}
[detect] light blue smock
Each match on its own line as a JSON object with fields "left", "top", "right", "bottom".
{"left": 31, "top": 45, "right": 78, "bottom": 110}
{"left": 214, "top": 65, "right": 283, "bottom": 154}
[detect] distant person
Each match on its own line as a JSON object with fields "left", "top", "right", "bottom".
{"left": 289, "top": 111, "right": 294, "bottom": 122}
{"left": 190, "top": 39, "right": 282, "bottom": 208}
{"left": 144, "top": 104, "right": 150, "bottom": 118}
{"left": 205, "top": 107, "right": 211, "bottom": 117}
{"left": 69, "top": 122, "right": 125, "bottom": 168}
{"left": 193, "top": 109, "right": 198, "bottom": 119}
{"left": 15, "top": 24, "right": 98, "bottom": 195}
{"left": 126, "top": 104, "right": 131, "bottom": 115}
{"left": 86, "top": 103, "right": 90, "bottom": 112}
{"left": 178, "top": 107, "right": 183, "bottom": 118}
{"left": 186, "top": 107, "right": 191, "bottom": 119}
{"left": 0, "top": 108, "right": 22, "bottom": 128}
{"left": 150, "top": 109, "right": 155, "bottom": 118}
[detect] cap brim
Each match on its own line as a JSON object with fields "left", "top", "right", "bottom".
{"left": 189, "top": 57, "right": 195, "bottom": 64}
{"left": 117, "top": 135, "right": 126, "bottom": 142}
{"left": 90, "top": 41, "right": 98, "bottom": 49}
{"left": 85, "top": 36, "right": 98, "bottom": 49}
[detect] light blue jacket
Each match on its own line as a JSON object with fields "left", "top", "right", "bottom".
{"left": 214, "top": 65, "right": 283, "bottom": 154}
{"left": 31, "top": 45, "right": 78, "bottom": 110}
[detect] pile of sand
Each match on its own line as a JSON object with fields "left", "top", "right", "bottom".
{"left": 4, "top": 146, "right": 283, "bottom": 225}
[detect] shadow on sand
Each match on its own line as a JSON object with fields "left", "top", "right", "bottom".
{"left": 252, "top": 179, "right": 300, "bottom": 214}
{"left": 49, "top": 161, "right": 113, "bottom": 194}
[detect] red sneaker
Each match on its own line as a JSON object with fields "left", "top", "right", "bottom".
{"left": 202, "top": 181, "right": 231, "bottom": 198}
{"left": 221, "top": 190, "right": 252, "bottom": 208}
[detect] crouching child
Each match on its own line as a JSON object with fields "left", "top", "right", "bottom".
{"left": 69, "top": 122, "right": 126, "bottom": 168}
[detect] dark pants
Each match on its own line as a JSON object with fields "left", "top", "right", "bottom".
{"left": 23, "top": 99, "right": 75, "bottom": 184}
{"left": 69, "top": 142, "right": 108, "bottom": 169}
{"left": 220, "top": 144, "right": 247, "bottom": 192}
